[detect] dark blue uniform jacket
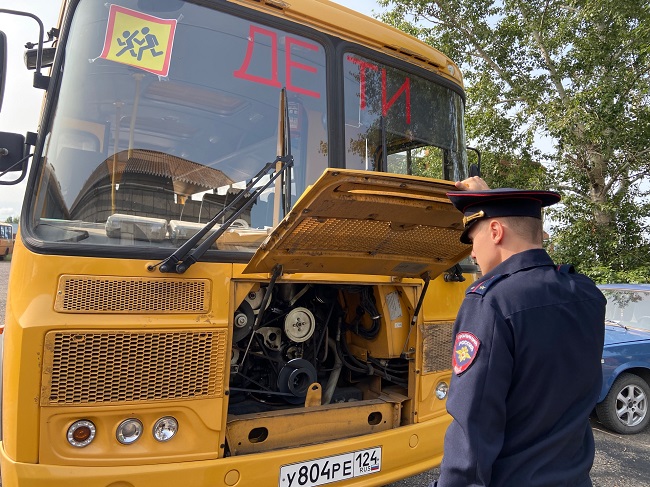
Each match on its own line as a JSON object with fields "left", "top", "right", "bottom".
{"left": 435, "top": 249, "right": 606, "bottom": 487}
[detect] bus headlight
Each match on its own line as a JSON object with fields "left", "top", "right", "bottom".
{"left": 153, "top": 416, "right": 178, "bottom": 442}
{"left": 435, "top": 381, "right": 449, "bottom": 400}
{"left": 67, "top": 420, "right": 96, "bottom": 447}
{"left": 116, "top": 418, "right": 143, "bottom": 444}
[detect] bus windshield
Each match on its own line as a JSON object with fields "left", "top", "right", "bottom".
{"left": 28, "top": 0, "right": 466, "bottom": 254}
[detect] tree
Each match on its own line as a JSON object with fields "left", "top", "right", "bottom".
{"left": 378, "top": 0, "right": 650, "bottom": 281}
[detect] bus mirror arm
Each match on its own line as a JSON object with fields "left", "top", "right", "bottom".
{"left": 0, "top": 153, "right": 32, "bottom": 186}
{"left": 0, "top": 9, "right": 50, "bottom": 91}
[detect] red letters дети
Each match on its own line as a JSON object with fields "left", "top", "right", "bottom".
{"left": 285, "top": 37, "right": 320, "bottom": 98}
{"left": 234, "top": 25, "right": 321, "bottom": 98}
{"left": 347, "top": 55, "right": 411, "bottom": 124}
{"left": 233, "top": 25, "right": 282, "bottom": 88}
{"left": 382, "top": 69, "right": 410, "bottom": 124}
{"left": 346, "top": 55, "right": 378, "bottom": 109}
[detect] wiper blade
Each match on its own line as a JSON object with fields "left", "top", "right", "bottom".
{"left": 153, "top": 155, "right": 292, "bottom": 274}
{"left": 605, "top": 319, "right": 628, "bottom": 330}
{"left": 153, "top": 88, "right": 294, "bottom": 274}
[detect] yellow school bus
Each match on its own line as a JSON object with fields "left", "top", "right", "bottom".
{"left": 0, "top": 1, "right": 475, "bottom": 485}
{"left": 0, "top": 223, "right": 13, "bottom": 259}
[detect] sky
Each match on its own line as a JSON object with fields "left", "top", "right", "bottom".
{"left": 0, "top": 0, "right": 382, "bottom": 221}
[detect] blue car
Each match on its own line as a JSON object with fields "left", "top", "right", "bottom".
{"left": 596, "top": 284, "right": 650, "bottom": 434}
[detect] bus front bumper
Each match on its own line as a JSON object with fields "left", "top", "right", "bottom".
{"left": 0, "top": 418, "right": 448, "bottom": 487}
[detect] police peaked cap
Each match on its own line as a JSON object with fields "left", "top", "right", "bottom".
{"left": 447, "top": 188, "right": 561, "bottom": 244}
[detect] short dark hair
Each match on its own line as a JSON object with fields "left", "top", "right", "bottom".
{"left": 499, "top": 216, "right": 544, "bottom": 244}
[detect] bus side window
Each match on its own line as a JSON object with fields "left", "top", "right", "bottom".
{"left": 386, "top": 145, "right": 445, "bottom": 179}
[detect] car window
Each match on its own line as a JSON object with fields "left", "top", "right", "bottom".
{"left": 602, "top": 289, "right": 650, "bottom": 331}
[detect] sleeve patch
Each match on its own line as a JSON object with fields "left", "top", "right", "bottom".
{"left": 452, "top": 332, "right": 481, "bottom": 375}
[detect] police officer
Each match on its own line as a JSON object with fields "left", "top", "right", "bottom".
{"left": 430, "top": 178, "right": 606, "bottom": 487}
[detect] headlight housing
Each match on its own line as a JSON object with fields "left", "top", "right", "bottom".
{"left": 116, "top": 418, "right": 143, "bottom": 444}
{"left": 435, "top": 381, "right": 449, "bottom": 400}
{"left": 153, "top": 416, "right": 178, "bottom": 442}
{"left": 67, "top": 420, "right": 96, "bottom": 447}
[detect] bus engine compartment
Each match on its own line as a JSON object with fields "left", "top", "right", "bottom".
{"left": 226, "top": 280, "right": 418, "bottom": 455}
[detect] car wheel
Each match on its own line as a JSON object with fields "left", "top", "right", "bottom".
{"left": 596, "top": 372, "right": 650, "bottom": 434}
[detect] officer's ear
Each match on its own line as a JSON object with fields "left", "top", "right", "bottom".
{"left": 488, "top": 219, "right": 505, "bottom": 244}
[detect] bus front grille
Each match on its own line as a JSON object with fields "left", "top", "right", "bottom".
{"left": 421, "top": 322, "right": 454, "bottom": 373}
{"left": 54, "top": 275, "right": 210, "bottom": 313}
{"left": 41, "top": 330, "right": 227, "bottom": 405}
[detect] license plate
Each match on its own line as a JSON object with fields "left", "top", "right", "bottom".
{"left": 279, "top": 446, "right": 382, "bottom": 487}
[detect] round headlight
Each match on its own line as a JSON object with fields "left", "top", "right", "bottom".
{"left": 153, "top": 416, "right": 178, "bottom": 442}
{"left": 67, "top": 420, "right": 96, "bottom": 447}
{"left": 435, "top": 381, "right": 449, "bottom": 400}
{"left": 116, "top": 418, "right": 143, "bottom": 444}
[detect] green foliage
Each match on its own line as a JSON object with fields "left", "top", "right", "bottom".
{"left": 4, "top": 216, "right": 19, "bottom": 224}
{"left": 388, "top": 146, "right": 446, "bottom": 179}
{"left": 378, "top": 0, "right": 650, "bottom": 282}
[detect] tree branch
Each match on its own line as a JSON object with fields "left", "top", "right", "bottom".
{"left": 515, "top": 0, "right": 569, "bottom": 103}
{"left": 430, "top": 1, "right": 516, "bottom": 88}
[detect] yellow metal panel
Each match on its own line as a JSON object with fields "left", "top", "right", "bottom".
{"left": 226, "top": 399, "right": 398, "bottom": 455}
{"left": 417, "top": 322, "right": 453, "bottom": 423}
{"left": 2, "top": 241, "right": 233, "bottom": 464}
{"left": 348, "top": 285, "right": 416, "bottom": 359}
{"left": 245, "top": 169, "right": 470, "bottom": 278}
{"left": 417, "top": 371, "right": 453, "bottom": 424}
{"left": 422, "top": 276, "right": 471, "bottom": 321}
{"left": 39, "top": 399, "right": 224, "bottom": 466}
{"left": 2, "top": 416, "right": 450, "bottom": 486}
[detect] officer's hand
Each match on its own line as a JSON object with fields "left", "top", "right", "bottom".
{"left": 455, "top": 176, "right": 490, "bottom": 191}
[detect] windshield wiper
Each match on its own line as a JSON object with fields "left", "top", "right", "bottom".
{"left": 605, "top": 319, "right": 628, "bottom": 330}
{"left": 152, "top": 88, "right": 293, "bottom": 274}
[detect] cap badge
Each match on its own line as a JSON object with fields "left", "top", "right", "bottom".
{"left": 462, "top": 210, "right": 485, "bottom": 227}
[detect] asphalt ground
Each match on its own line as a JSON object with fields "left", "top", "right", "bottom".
{"left": 385, "top": 419, "right": 650, "bottom": 486}
{"left": 1, "top": 259, "right": 649, "bottom": 486}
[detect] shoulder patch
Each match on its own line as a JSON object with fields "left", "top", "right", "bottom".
{"left": 452, "top": 332, "right": 481, "bottom": 375}
{"left": 466, "top": 274, "right": 505, "bottom": 296}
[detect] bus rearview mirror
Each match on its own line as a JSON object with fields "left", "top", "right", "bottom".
{"left": 24, "top": 47, "right": 56, "bottom": 70}
{"left": 0, "top": 132, "right": 26, "bottom": 173}
{"left": 0, "top": 31, "right": 6, "bottom": 113}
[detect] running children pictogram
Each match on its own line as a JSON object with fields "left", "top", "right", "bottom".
{"left": 99, "top": 5, "right": 177, "bottom": 77}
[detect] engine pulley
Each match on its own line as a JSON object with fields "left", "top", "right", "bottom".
{"left": 284, "top": 307, "right": 316, "bottom": 343}
{"left": 245, "top": 288, "right": 265, "bottom": 310}
{"left": 277, "top": 358, "right": 318, "bottom": 404}
{"left": 233, "top": 301, "right": 255, "bottom": 342}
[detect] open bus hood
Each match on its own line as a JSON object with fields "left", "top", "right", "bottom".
{"left": 244, "top": 169, "right": 471, "bottom": 278}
